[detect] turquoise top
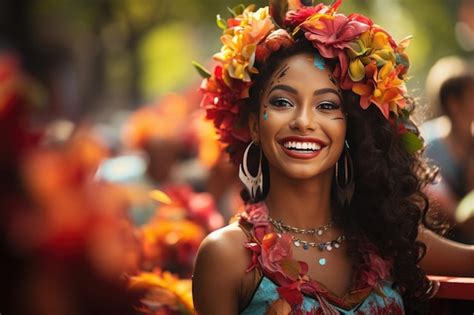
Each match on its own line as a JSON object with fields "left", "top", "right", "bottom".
{"left": 240, "top": 276, "right": 404, "bottom": 314}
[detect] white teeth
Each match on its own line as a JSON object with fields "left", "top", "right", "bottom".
{"left": 282, "top": 141, "right": 323, "bottom": 151}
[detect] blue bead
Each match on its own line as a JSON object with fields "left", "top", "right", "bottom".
{"left": 319, "top": 258, "right": 327, "bottom": 266}
{"left": 303, "top": 244, "right": 309, "bottom": 250}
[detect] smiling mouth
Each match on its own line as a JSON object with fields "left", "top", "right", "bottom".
{"left": 282, "top": 141, "right": 322, "bottom": 153}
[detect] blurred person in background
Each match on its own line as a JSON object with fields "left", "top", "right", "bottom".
{"left": 423, "top": 56, "right": 474, "bottom": 244}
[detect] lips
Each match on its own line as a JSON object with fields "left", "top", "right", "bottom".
{"left": 278, "top": 136, "right": 327, "bottom": 159}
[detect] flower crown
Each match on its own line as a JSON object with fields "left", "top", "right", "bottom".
{"left": 195, "top": 0, "right": 422, "bottom": 164}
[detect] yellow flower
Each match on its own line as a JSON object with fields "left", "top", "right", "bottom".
{"left": 347, "top": 29, "right": 396, "bottom": 82}
{"left": 214, "top": 6, "right": 274, "bottom": 85}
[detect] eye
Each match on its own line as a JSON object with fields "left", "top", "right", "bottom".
{"left": 317, "top": 101, "right": 340, "bottom": 110}
{"left": 270, "top": 97, "right": 293, "bottom": 108}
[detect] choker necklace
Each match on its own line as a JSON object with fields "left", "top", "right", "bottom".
{"left": 268, "top": 216, "right": 333, "bottom": 236}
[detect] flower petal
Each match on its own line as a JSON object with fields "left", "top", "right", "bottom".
{"left": 349, "top": 58, "right": 365, "bottom": 82}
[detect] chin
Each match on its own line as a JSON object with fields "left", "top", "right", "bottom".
{"left": 281, "top": 165, "right": 331, "bottom": 180}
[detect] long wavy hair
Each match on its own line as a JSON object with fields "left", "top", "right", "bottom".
{"left": 239, "top": 39, "right": 436, "bottom": 314}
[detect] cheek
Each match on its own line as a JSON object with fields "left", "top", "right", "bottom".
{"left": 327, "top": 119, "right": 347, "bottom": 151}
{"left": 257, "top": 114, "right": 286, "bottom": 160}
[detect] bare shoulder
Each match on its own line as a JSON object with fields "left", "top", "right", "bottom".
{"left": 196, "top": 222, "right": 250, "bottom": 270}
{"left": 192, "top": 222, "right": 253, "bottom": 314}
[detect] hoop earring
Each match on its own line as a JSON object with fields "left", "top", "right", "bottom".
{"left": 335, "top": 140, "right": 354, "bottom": 205}
{"left": 239, "top": 141, "right": 263, "bottom": 201}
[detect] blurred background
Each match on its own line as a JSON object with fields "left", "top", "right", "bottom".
{"left": 1, "top": 0, "right": 472, "bottom": 122}
{"left": 0, "top": 0, "right": 473, "bottom": 314}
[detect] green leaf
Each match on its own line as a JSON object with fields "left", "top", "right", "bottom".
{"left": 400, "top": 109, "right": 411, "bottom": 119}
{"left": 192, "top": 61, "right": 211, "bottom": 79}
{"left": 269, "top": 0, "right": 288, "bottom": 28}
{"left": 216, "top": 14, "right": 227, "bottom": 30}
{"left": 233, "top": 4, "right": 246, "bottom": 15}
{"left": 226, "top": 6, "right": 236, "bottom": 17}
{"left": 227, "top": 4, "right": 246, "bottom": 17}
{"left": 400, "top": 131, "right": 423, "bottom": 153}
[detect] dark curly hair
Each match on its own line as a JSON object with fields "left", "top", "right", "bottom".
{"left": 239, "top": 39, "right": 437, "bottom": 314}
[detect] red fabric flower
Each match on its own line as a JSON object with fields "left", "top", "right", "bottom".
{"left": 259, "top": 232, "right": 295, "bottom": 284}
{"left": 277, "top": 282, "right": 304, "bottom": 306}
{"left": 246, "top": 203, "right": 269, "bottom": 227}
{"left": 355, "top": 241, "right": 392, "bottom": 290}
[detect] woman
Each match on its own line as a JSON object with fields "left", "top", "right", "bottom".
{"left": 192, "top": 1, "right": 474, "bottom": 314}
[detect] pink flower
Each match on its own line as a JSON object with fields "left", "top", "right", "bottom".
{"left": 259, "top": 233, "right": 294, "bottom": 283}
{"left": 301, "top": 13, "right": 370, "bottom": 76}
{"left": 246, "top": 203, "right": 269, "bottom": 227}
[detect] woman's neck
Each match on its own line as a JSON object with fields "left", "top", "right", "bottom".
{"left": 264, "top": 167, "right": 334, "bottom": 230}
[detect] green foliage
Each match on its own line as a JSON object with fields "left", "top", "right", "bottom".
{"left": 192, "top": 61, "right": 212, "bottom": 79}
{"left": 400, "top": 131, "right": 424, "bottom": 154}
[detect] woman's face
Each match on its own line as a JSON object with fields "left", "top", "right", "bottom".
{"left": 250, "top": 52, "right": 347, "bottom": 180}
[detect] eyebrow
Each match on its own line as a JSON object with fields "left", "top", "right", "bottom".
{"left": 268, "top": 84, "right": 341, "bottom": 100}
{"left": 314, "top": 88, "right": 342, "bottom": 100}
{"left": 268, "top": 84, "right": 297, "bottom": 95}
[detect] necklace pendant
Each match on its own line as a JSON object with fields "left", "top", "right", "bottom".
{"left": 303, "top": 243, "right": 309, "bottom": 250}
{"left": 293, "top": 240, "right": 301, "bottom": 247}
{"left": 318, "top": 258, "right": 327, "bottom": 266}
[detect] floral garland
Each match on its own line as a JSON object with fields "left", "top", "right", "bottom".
{"left": 239, "top": 202, "right": 393, "bottom": 313}
{"left": 196, "top": 0, "right": 422, "bottom": 164}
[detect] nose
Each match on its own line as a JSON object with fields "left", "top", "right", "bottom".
{"left": 289, "top": 105, "right": 316, "bottom": 132}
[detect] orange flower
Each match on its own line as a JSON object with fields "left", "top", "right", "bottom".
{"left": 214, "top": 6, "right": 275, "bottom": 85}
{"left": 352, "top": 61, "right": 406, "bottom": 118}
{"left": 129, "top": 270, "right": 194, "bottom": 314}
{"left": 141, "top": 218, "right": 205, "bottom": 275}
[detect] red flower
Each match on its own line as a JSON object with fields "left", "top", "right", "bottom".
{"left": 200, "top": 65, "right": 252, "bottom": 163}
{"left": 284, "top": 4, "right": 325, "bottom": 27}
